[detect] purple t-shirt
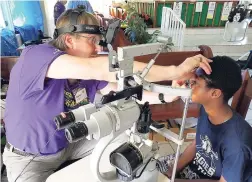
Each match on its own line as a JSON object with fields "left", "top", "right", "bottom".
{"left": 54, "top": 1, "right": 66, "bottom": 25}
{"left": 4, "top": 43, "right": 108, "bottom": 155}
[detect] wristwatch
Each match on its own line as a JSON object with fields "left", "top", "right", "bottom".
{"left": 158, "top": 93, "right": 166, "bottom": 104}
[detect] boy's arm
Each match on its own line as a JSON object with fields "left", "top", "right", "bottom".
{"left": 175, "top": 139, "right": 197, "bottom": 172}
{"left": 164, "top": 139, "right": 196, "bottom": 178}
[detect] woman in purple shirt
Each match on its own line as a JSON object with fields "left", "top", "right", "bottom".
{"left": 3, "top": 8, "right": 212, "bottom": 182}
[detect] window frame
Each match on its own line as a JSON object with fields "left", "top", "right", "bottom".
{"left": 0, "top": 1, "right": 14, "bottom": 31}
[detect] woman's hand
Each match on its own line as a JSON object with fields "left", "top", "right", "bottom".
{"left": 178, "top": 54, "right": 212, "bottom": 80}
{"left": 171, "top": 54, "right": 212, "bottom": 84}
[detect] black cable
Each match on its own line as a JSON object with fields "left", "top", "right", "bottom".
{"left": 135, "top": 157, "right": 153, "bottom": 179}
{"left": 14, "top": 129, "right": 58, "bottom": 182}
{"left": 168, "top": 142, "right": 175, "bottom": 153}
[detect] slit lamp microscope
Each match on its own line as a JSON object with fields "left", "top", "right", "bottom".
{"left": 54, "top": 20, "right": 192, "bottom": 182}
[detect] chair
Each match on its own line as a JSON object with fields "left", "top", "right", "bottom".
{"left": 232, "top": 70, "right": 252, "bottom": 118}
{"left": 244, "top": 77, "right": 252, "bottom": 119}
{"left": 223, "top": 20, "right": 250, "bottom": 42}
{"left": 1, "top": 56, "right": 18, "bottom": 80}
{"left": 236, "top": 50, "right": 252, "bottom": 69}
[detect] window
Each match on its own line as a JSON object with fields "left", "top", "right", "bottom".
{"left": 0, "top": 1, "right": 14, "bottom": 31}
{"left": 89, "top": 0, "right": 113, "bottom": 17}
{"left": 0, "top": 7, "right": 6, "bottom": 29}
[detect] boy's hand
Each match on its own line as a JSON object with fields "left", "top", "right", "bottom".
{"left": 164, "top": 166, "right": 173, "bottom": 178}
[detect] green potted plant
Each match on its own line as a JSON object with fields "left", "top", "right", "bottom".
{"left": 122, "top": 3, "right": 173, "bottom": 49}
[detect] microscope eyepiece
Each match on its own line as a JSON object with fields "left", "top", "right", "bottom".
{"left": 54, "top": 112, "right": 76, "bottom": 130}
{"left": 65, "top": 122, "right": 89, "bottom": 143}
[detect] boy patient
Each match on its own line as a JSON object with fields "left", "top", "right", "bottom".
{"left": 157, "top": 56, "right": 252, "bottom": 182}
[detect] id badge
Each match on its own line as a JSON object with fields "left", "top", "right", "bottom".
{"left": 74, "top": 88, "right": 88, "bottom": 104}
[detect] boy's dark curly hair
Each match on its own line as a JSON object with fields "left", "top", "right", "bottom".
{"left": 198, "top": 56, "right": 242, "bottom": 102}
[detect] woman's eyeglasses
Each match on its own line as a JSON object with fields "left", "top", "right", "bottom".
{"left": 78, "top": 34, "right": 101, "bottom": 45}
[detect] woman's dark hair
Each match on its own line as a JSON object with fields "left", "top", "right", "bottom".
{"left": 198, "top": 56, "right": 242, "bottom": 102}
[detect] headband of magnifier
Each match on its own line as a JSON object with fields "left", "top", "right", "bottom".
{"left": 53, "top": 8, "right": 103, "bottom": 39}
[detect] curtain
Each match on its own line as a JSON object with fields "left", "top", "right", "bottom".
{"left": 0, "top": 28, "right": 20, "bottom": 56}
{"left": 10, "top": 1, "right": 44, "bottom": 31}
{"left": 0, "top": 1, "right": 44, "bottom": 55}
{"left": 14, "top": 25, "right": 38, "bottom": 42}
{"left": 10, "top": 0, "right": 44, "bottom": 42}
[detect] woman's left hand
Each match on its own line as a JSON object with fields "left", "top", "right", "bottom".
{"left": 179, "top": 54, "right": 212, "bottom": 77}
{"left": 174, "top": 54, "right": 212, "bottom": 83}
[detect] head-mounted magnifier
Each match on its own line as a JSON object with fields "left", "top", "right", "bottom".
{"left": 53, "top": 8, "right": 121, "bottom": 47}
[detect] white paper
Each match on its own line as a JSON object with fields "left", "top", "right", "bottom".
{"left": 186, "top": 133, "right": 196, "bottom": 140}
{"left": 173, "top": 2, "right": 183, "bottom": 18}
{"left": 195, "top": 2, "right": 203, "bottom": 13}
{"left": 207, "top": 2, "right": 216, "bottom": 19}
{"left": 221, "top": 2, "right": 233, "bottom": 21}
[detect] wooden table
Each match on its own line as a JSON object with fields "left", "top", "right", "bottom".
{"left": 150, "top": 99, "right": 200, "bottom": 121}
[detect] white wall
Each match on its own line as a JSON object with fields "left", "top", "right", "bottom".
{"left": 41, "top": 0, "right": 57, "bottom": 38}
{"left": 40, "top": 1, "right": 48, "bottom": 36}
{"left": 89, "top": 0, "right": 112, "bottom": 17}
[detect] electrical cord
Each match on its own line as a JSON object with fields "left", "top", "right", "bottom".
{"left": 168, "top": 142, "right": 175, "bottom": 153}
{"left": 135, "top": 157, "right": 153, "bottom": 178}
{"left": 14, "top": 129, "right": 58, "bottom": 182}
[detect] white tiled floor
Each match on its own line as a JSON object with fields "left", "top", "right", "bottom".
{"left": 148, "top": 27, "right": 252, "bottom": 60}
{"left": 184, "top": 29, "right": 252, "bottom": 46}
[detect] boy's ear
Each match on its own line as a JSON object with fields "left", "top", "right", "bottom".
{"left": 211, "top": 89, "right": 222, "bottom": 99}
